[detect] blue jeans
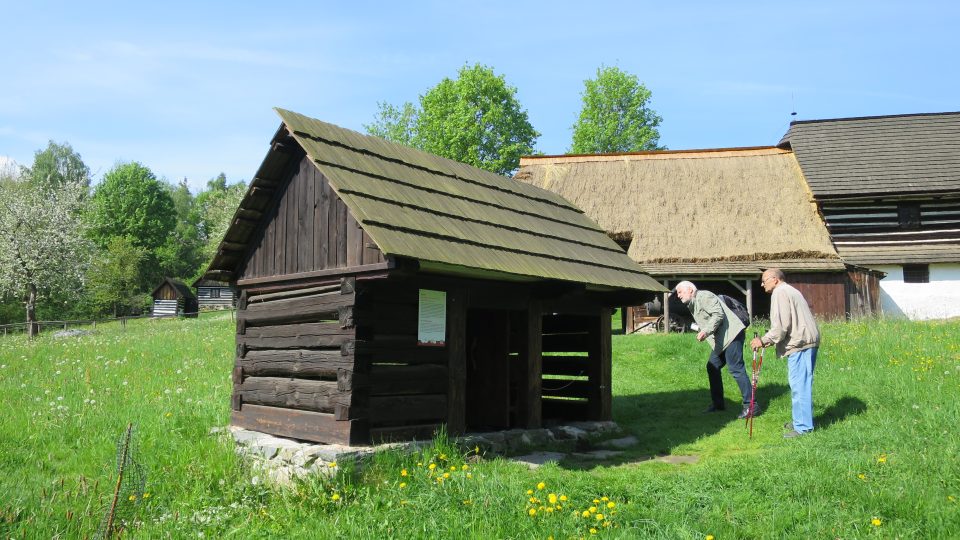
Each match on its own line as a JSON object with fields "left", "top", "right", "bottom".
{"left": 787, "top": 347, "right": 817, "bottom": 432}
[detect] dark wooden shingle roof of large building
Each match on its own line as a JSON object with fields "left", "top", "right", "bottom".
{"left": 779, "top": 111, "right": 960, "bottom": 198}
{"left": 207, "top": 109, "right": 663, "bottom": 292}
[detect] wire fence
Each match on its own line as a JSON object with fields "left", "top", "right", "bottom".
{"left": 0, "top": 308, "right": 236, "bottom": 337}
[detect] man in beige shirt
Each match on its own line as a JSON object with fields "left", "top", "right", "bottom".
{"left": 750, "top": 268, "right": 820, "bottom": 438}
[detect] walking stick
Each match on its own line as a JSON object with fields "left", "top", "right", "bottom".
{"left": 746, "top": 332, "right": 764, "bottom": 438}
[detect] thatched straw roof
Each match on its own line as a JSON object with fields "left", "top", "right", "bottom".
{"left": 516, "top": 147, "right": 844, "bottom": 275}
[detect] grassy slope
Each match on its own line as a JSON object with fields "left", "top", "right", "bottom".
{"left": 0, "top": 315, "right": 958, "bottom": 538}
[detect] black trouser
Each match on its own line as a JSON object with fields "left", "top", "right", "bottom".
{"left": 706, "top": 330, "right": 752, "bottom": 408}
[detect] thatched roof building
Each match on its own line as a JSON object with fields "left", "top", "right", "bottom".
{"left": 517, "top": 147, "right": 882, "bottom": 327}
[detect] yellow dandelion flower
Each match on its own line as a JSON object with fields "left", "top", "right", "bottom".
{"left": 443, "top": 472, "right": 450, "bottom": 479}
{"left": 581, "top": 510, "right": 591, "bottom": 518}
{"left": 417, "top": 462, "right": 423, "bottom": 467}
{"left": 590, "top": 528, "right": 598, "bottom": 535}
{"left": 439, "top": 453, "right": 447, "bottom": 460}
{"left": 328, "top": 462, "right": 337, "bottom": 468}
{"left": 607, "top": 501, "right": 616, "bottom": 509}
{"left": 548, "top": 493, "right": 558, "bottom": 504}
{"left": 877, "top": 454, "right": 887, "bottom": 464}
{"left": 593, "top": 498, "right": 600, "bottom": 504}
{"left": 596, "top": 513, "right": 604, "bottom": 521}
{"left": 450, "top": 466, "right": 457, "bottom": 471}
{"left": 529, "top": 497, "right": 537, "bottom": 503}
{"left": 706, "top": 536, "right": 715, "bottom": 540}
{"left": 128, "top": 494, "right": 137, "bottom": 501}
{"left": 466, "top": 472, "right": 473, "bottom": 478}
{"left": 143, "top": 493, "right": 151, "bottom": 499}
{"left": 600, "top": 496, "right": 609, "bottom": 502}
{"left": 545, "top": 507, "right": 554, "bottom": 513}
{"left": 401, "top": 469, "right": 408, "bottom": 476}
{"left": 559, "top": 495, "right": 568, "bottom": 502}
{"left": 331, "top": 493, "right": 340, "bottom": 501}
{"left": 528, "top": 508, "right": 537, "bottom": 517}
{"left": 537, "top": 481, "right": 546, "bottom": 490}
{"left": 461, "top": 464, "right": 469, "bottom": 470}
{"left": 429, "top": 463, "right": 437, "bottom": 470}
{"left": 527, "top": 489, "right": 534, "bottom": 495}
{"left": 463, "top": 499, "right": 472, "bottom": 505}
{"left": 399, "top": 482, "right": 407, "bottom": 488}
{"left": 474, "top": 445, "right": 480, "bottom": 454}
{"left": 857, "top": 473, "right": 866, "bottom": 480}
{"left": 164, "top": 412, "right": 172, "bottom": 418}
{"left": 436, "top": 476, "right": 444, "bottom": 483}
{"left": 871, "top": 517, "right": 882, "bottom": 526}
{"left": 589, "top": 506, "right": 598, "bottom": 514}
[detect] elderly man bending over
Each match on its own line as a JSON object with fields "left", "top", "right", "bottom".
{"left": 674, "top": 281, "right": 753, "bottom": 417}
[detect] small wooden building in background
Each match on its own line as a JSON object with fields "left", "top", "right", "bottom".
{"left": 192, "top": 278, "right": 235, "bottom": 310}
{"left": 151, "top": 278, "right": 198, "bottom": 318}
{"left": 204, "top": 108, "right": 663, "bottom": 445}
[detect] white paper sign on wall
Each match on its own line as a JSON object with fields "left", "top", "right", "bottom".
{"left": 417, "top": 289, "right": 447, "bottom": 346}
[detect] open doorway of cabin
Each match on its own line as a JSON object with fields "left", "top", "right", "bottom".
{"left": 464, "top": 308, "right": 527, "bottom": 431}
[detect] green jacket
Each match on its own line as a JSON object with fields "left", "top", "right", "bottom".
{"left": 689, "top": 290, "right": 746, "bottom": 353}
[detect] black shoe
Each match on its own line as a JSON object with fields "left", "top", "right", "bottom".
{"left": 702, "top": 404, "right": 725, "bottom": 413}
{"left": 737, "top": 406, "right": 760, "bottom": 419}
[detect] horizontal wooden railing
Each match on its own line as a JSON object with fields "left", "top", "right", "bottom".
{"left": 0, "top": 309, "right": 236, "bottom": 336}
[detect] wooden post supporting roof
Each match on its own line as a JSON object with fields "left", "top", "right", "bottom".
{"left": 446, "top": 289, "right": 467, "bottom": 436}
{"left": 521, "top": 300, "right": 543, "bottom": 428}
{"left": 662, "top": 279, "right": 670, "bottom": 334}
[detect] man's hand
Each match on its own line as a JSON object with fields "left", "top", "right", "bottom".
{"left": 696, "top": 331, "right": 707, "bottom": 342}
{"left": 750, "top": 337, "right": 764, "bottom": 351}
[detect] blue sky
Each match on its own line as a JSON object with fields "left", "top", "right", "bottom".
{"left": 2, "top": 1, "right": 958, "bottom": 192}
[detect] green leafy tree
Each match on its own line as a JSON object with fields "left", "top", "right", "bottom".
{"left": 160, "top": 178, "right": 205, "bottom": 279}
{"left": 570, "top": 66, "right": 663, "bottom": 154}
{"left": 194, "top": 174, "right": 247, "bottom": 275}
{"left": 88, "top": 162, "right": 176, "bottom": 288}
{"left": 24, "top": 141, "right": 91, "bottom": 189}
{"left": 86, "top": 236, "right": 147, "bottom": 316}
{"left": 366, "top": 64, "right": 539, "bottom": 176}
{"left": 365, "top": 102, "right": 418, "bottom": 147}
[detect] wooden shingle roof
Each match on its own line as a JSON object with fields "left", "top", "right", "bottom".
{"left": 780, "top": 112, "right": 960, "bottom": 199}
{"left": 209, "top": 109, "right": 663, "bottom": 292}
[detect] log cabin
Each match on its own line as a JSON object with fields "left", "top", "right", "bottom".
{"left": 780, "top": 112, "right": 960, "bottom": 320}
{"left": 203, "top": 108, "right": 664, "bottom": 445}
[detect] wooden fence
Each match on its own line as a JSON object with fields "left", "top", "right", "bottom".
{"left": 0, "top": 309, "right": 235, "bottom": 337}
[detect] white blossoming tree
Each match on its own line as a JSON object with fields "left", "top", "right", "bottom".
{"left": 0, "top": 179, "right": 91, "bottom": 336}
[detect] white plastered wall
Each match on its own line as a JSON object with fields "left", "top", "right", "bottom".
{"left": 871, "top": 263, "right": 960, "bottom": 320}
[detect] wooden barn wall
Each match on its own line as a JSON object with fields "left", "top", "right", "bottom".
{"left": 786, "top": 273, "right": 847, "bottom": 319}
{"left": 154, "top": 283, "right": 178, "bottom": 301}
{"left": 845, "top": 269, "right": 882, "bottom": 318}
{"left": 231, "top": 279, "right": 364, "bottom": 445}
{"left": 238, "top": 155, "right": 385, "bottom": 281}
{"left": 540, "top": 310, "right": 611, "bottom": 422}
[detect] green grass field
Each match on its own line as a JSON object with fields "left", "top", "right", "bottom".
{"left": 1, "top": 314, "right": 958, "bottom": 538}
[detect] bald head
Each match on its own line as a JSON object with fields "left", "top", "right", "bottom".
{"left": 761, "top": 268, "right": 785, "bottom": 293}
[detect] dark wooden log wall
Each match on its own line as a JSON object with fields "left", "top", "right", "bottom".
{"left": 355, "top": 280, "right": 450, "bottom": 443}
{"left": 822, "top": 197, "right": 960, "bottom": 248}
{"left": 231, "top": 279, "right": 366, "bottom": 445}
{"left": 238, "top": 155, "right": 385, "bottom": 281}
{"left": 845, "top": 269, "right": 882, "bottom": 318}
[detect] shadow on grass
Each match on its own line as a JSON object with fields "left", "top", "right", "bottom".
{"left": 554, "top": 385, "right": 791, "bottom": 470}
{"left": 816, "top": 395, "right": 868, "bottom": 430}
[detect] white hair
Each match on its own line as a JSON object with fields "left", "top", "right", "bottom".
{"left": 674, "top": 280, "right": 697, "bottom": 293}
